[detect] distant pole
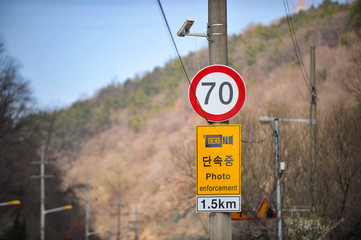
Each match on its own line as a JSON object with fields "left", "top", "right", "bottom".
{"left": 40, "top": 146, "right": 45, "bottom": 240}
{"left": 208, "top": 0, "right": 231, "bottom": 240}
{"left": 274, "top": 119, "right": 283, "bottom": 240}
{"left": 310, "top": 46, "right": 317, "bottom": 212}
{"left": 106, "top": 230, "right": 112, "bottom": 240}
{"left": 30, "top": 146, "right": 63, "bottom": 240}
{"left": 129, "top": 207, "right": 141, "bottom": 240}
{"left": 85, "top": 177, "right": 90, "bottom": 240}
{"left": 135, "top": 207, "right": 139, "bottom": 240}
{"left": 117, "top": 195, "right": 121, "bottom": 240}
{"left": 76, "top": 177, "right": 95, "bottom": 240}
{"left": 30, "top": 145, "right": 55, "bottom": 240}
{"left": 111, "top": 194, "right": 126, "bottom": 240}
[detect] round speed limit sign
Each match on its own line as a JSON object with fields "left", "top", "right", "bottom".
{"left": 189, "top": 65, "right": 246, "bottom": 122}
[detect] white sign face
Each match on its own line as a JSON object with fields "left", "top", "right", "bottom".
{"left": 196, "top": 196, "right": 241, "bottom": 212}
{"left": 196, "top": 72, "right": 239, "bottom": 115}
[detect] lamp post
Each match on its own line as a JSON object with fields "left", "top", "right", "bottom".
{"left": 259, "top": 116, "right": 313, "bottom": 124}
{"left": 104, "top": 229, "right": 112, "bottom": 240}
{"left": 87, "top": 231, "right": 102, "bottom": 237}
{"left": 259, "top": 116, "right": 312, "bottom": 240}
{"left": 87, "top": 229, "right": 111, "bottom": 238}
{"left": 259, "top": 118, "right": 283, "bottom": 240}
{"left": 41, "top": 205, "right": 72, "bottom": 240}
{"left": 30, "top": 145, "right": 55, "bottom": 240}
{"left": 30, "top": 146, "right": 72, "bottom": 240}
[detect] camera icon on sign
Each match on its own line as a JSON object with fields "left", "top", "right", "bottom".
{"left": 204, "top": 135, "right": 233, "bottom": 147}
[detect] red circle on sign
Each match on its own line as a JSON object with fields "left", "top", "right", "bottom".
{"left": 189, "top": 65, "right": 246, "bottom": 122}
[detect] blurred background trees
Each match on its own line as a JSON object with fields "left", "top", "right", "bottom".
{"left": 1, "top": 1, "right": 361, "bottom": 239}
{"left": 0, "top": 40, "right": 97, "bottom": 240}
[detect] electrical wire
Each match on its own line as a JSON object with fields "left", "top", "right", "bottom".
{"left": 282, "top": 0, "right": 311, "bottom": 92}
{"left": 284, "top": 0, "right": 311, "bottom": 90}
{"left": 156, "top": 0, "right": 209, "bottom": 122}
{"left": 284, "top": 0, "right": 309, "bottom": 83}
{"left": 241, "top": 132, "right": 274, "bottom": 144}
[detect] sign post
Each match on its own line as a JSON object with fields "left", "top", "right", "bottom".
{"left": 178, "top": 1, "right": 246, "bottom": 239}
{"left": 196, "top": 124, "right": 241, "bottom": 212}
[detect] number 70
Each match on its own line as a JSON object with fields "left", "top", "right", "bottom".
{"left": 201, "top": 81, "right": 233, "bottom": 105}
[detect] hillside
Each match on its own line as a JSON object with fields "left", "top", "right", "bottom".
{"left": 2, "top": 1, "right": 361, "bottom": 239}
{"left": 57, "top": 1, "right": 361, "bottom": 239}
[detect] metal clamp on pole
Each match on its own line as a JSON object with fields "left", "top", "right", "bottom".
{"left": 208, "top": 23, "right": 225, "bottom": 36}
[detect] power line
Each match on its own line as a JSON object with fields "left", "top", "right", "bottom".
{"left": 284, "top": 0, "right": 310, "bottom": 89}
{"left": 156, "top": 0, "right": 209, "bottom": 122}
{"left": 241, "top": 132, "right": 274, "bottom": 144}
{"left": 0, "top": 22, "right": 157, "bottom": 29}
{"left": 282, "top": 0, "right": 311, "bottom": 91}
{"left": 155, "top": 0, "right": 190, "bottom": 85}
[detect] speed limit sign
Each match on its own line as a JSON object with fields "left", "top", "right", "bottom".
{"left": 189, "top": 65, "right": 246, "bottom": 122}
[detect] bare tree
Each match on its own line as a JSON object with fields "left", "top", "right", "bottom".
{"left": 317, "top": 102, "right": 361, "bottom": 239}
{"left": 343, "top": 45, "right": 361, "bottom": 105}
{"left": 0, "top": 44, "right": 33, "bottom": 136}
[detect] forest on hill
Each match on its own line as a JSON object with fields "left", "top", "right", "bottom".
{"left": 1, "top": 0, "right": 361, "bottom": 239}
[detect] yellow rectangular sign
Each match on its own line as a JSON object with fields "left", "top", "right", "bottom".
{"left": 196, "top": 124, "right": 241, "bottom": 196}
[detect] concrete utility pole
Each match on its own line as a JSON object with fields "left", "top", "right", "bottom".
{"left": 78, "top": 177, "right": 96, "bottom": 240}
{"left": 208, "top": 0, "right": 228, "bottom": 66}
{"left": 208, "top": 1, "right": 231, "bottom": 240}
{"left": 40, "top": 146, "right": 48, "bottom": 240}
{"left": 30, "top": 146, "right": 55, "bottom": 240}
{"left": 310, "top": 46, "right": 317, "bottom": 212}
{"left": 274, "top": 119, "right": 283, "bottom": 240}
{"left": 259, "top": 118, "right": 284, "bottom": 240}
{"left": 85, "top": 178, "right": 90, "bottom": 240}
{"left": 30, "top": 146, "right": 71, "bottom": 240}
{"left": 84, "top": 177, "right": 97, "bottom": 240}
{"left": 129, "top": 207, "right": 141, "bottom": 240}
{"left": 135, "top": 208, "right": 139, "bottom": 240}
{"left": 259, "top": 116, "right": 320, "bottom": 239}
{"left": 111, "top": 194, "right": 127, "bottom": 240}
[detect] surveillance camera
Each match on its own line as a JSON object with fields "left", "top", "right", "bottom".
{"left": 177, "top": 19, "right": 194, "bottom": 37}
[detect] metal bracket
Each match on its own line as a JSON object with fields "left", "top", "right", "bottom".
{"left": 207, "top": 23, "right": 225, "bottom": 41}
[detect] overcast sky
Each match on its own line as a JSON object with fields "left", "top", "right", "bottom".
{"left": 0, "top": 0, "right": 347, "bottom": 108}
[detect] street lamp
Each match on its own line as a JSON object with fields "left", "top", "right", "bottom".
{"left": 104, "top": 229, "right": 112, "bottom": 240}
{"left": 0, "top": 200, "right": 21, "bottom": 207}
{"left": 259, "top": 118, "right": 283, "bottom": 240}
{"left": 87, "top": 231, "right": 102, "bottom": 237}
{"left": 44, "top": 205, "right": 72, "bottom": 215}
{"left": 259, "top": 116, "right": 312, "bottom": 240}
{"left": 41, "top": 205, "right": 72, "bottom": 240}
{"left": 87, "top": 229, "right": 111, "bottom": 238}
{"left": 259, "top": 116, "right": 313, "bottom": 124}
